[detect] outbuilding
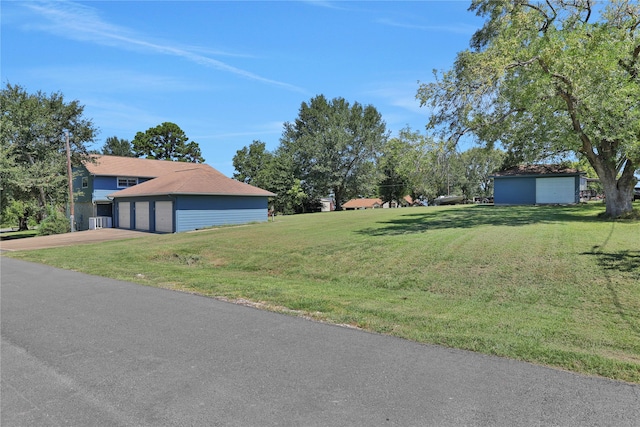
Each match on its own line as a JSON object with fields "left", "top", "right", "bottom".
{"left": 343, "top": 198, "right": 385, "bottom": 210}
{"left": 108, "top": 165, "right": 275, "bottom": 233}
{"left": 491, "top": 165, "right": 586, "bottom": 206}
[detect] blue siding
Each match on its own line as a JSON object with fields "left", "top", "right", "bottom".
{"left": 175, "top": 195, "right": 269, "bottom": 232}
{"left": 92, "top": 176, "right": 154, "bottom": 202}
{"left": 94, "top": 176, "right": 119, "bottom": 191}
{"left": 494, "top": 177, "right": 536, "bottom": 205}
{"left": 111, "top": 195, "right": 267, "bottom": 233}
{"left": 72, "top": 166, "right": 92, "bottom": 203}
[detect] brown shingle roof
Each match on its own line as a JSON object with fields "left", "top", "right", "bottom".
{"left": 343, "top": 198, "right": 383, "bottom": 209}
{"left": 493, "top": 164, "right": 581, "bottom": 177}
{"left": 83, "top": 155, "right": 209, "bottom": 177}
{"left": 108, "top": 167, "right": 275, "bottom": 198}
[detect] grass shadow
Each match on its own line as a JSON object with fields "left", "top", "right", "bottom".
{"left": 357, "top": 205, "right": 604, "bottom": 236}
{"left": 0, "top": 231, "right": 38, "bottom": 241}
{"left": 585, "top": 249, "right": 640, "bottom": 274}
{"left": 581, "top": 223, "right": 640, "bottom": 336}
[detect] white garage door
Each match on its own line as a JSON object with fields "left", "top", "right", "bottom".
{"left": 536, "top": 177, "right": 575, "bottom": 204}
{"left": 135, "top": 202, "right": 150, "bottom": 231}
{"left": 155, "top": 201, "right": 173, "bottom": 233}
{"left": 118, "top": 202, "right": 130, "bottom": 229}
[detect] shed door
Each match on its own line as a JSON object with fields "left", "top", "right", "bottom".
{"left": 536, "top": 177, "right": 575, "bottom": 204}
{"left": 155, "top": 201, "right": 173, "bottom": 233}
{"left": 135, "top": 202, "right": 150, "bottom": 231}
{"left": 118, "top": 202, "right": 130, "bottom": 229}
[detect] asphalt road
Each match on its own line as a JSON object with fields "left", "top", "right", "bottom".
{"left": 2, "top": 258, "right": 639, "bottom": 427}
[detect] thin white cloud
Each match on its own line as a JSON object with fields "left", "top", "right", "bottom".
{"left": 196, "top": 121, "right": 284, "bottom": 140}
{"left": 376, "top": 18, "right": 478, "bottom": 35}
{"left": 83, "top": 99, "right": 164, "bottom": 128}
{"left": 22, "top": 1, "right": 306, "bottom": 93}
{"left": 365, "top": 83, "right": 425, "bottom": 115}
{"left": 299, "top": 0, "right": 347, "bottom": 10}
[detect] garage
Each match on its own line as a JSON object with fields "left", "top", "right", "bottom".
{"left": 492, "top": 165, "right": 583, "bottom": 206}
{"left": 135, "top": 201, "right": 150, "bottom": 231}
{"left": 118, "top": 202, "right": 130, "bottom": 229}
{"left": 155, "top": 201, "right": 173, "bottom": 233}
{"left": 109, "top": 167, "right": 275, "bottom": 233}
{"left": 536, "top": 177, "right": 576, "bottom": 204}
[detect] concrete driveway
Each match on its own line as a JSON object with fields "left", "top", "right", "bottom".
{"left": 2, "top": 258, "right": 639, "bottom": 426}
{"left": 0, "top": 228, "right": 152, "bottom": 252}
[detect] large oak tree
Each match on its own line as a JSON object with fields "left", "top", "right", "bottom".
{"left": 418, "top": 0, "right": 639, "bottom": 217}
{"left": 280, "top": 95, "right": 388, "bottom": 210}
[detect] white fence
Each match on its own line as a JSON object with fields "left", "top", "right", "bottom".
{"left": 89, "top": 216, "right": 112, "bottom": 230}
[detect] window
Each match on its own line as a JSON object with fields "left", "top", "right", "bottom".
{"left": 82, "top": 177, "right": 88, "bottom": 188}
{"left": 117, "top": 177, "right": 138, "bottom": 188}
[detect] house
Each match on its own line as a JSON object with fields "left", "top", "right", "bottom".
{"left": 491, "top": 165, "right": 585, "bottom": 205}
{"left": 399, "top": 195, "right": 419, "bottom": 207}
{"left": 320, "top": 197, "right": 335, "bottom": 212}
{"left": 74, "top": 155, "right": 275, "bottom": 233}
{"left": 343, "top": 198, "right": 385, "bottom": 210}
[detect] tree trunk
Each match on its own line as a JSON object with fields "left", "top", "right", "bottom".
{"left": 594, "top": 159, "right": 636, "bottom": 218}
{"left": 333, "top": 186, "right": 344, "bottom": 211}
{"left": 601, "top": 179, "right": 634, "bottom": 218}
{"left": 18, "top": 215, "right": 29, "bottom": 231}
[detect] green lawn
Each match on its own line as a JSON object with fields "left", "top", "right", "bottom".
{"left": 5, "top": 204, "right": 640, "bottom": 382}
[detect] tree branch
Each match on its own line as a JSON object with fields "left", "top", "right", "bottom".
{"left": 520, "top": 1, "right": 555, "bottom": 32}
{"left": 506, "top": 56, "right": 540, "bottom": 69}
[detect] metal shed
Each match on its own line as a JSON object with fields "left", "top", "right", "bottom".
{"left": 491, "top": 165, "right": 585, "bottom": 206}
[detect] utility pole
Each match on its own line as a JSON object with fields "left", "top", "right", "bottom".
{"left": 66, "top": 130, "right": 75, "bottom": 232}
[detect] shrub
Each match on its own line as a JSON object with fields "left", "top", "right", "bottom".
{"left": 38, "top": 211, "right": 70, "bottom": 236}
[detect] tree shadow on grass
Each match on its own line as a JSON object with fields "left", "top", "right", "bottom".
{"left": 581, "top": 223, "right": 640, "bottom": 336}
{"left": 585, "top": 249, "right": 640, "bottom": 274}
{"left": 356, "top": 205, "right": 603, "bottom": 236}
{"left": 0, "top": 232, "right": 38, "bottom": 242}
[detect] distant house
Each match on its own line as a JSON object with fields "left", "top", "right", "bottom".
{"left": 74, "top": 155, "right": 275, "bottom": 233}
{"left": 399, "top": 195, "right": 418, "bottom": 207}
{"left": 491, "top": 165, "right": 586, "bottom": 205}
{"left": 320, "top": 197, "right": 335, "bottom": 212}
{"left": 343, "top": 198, "right": 385, "bottom": 210}
{"left": 342, "top": 196, "right": 418, "bottom": 210}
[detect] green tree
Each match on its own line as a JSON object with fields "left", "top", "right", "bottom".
{"left": 459, "top": 147, "right": 504, "bottom": 200}
{"left": 232, "top": 142, "right": 312, "bottom": 214}
{"left": 378, "top": 137, "right": 412, "bottom": 205}
{"left": 132, "top": 122, "right": 205, "bottom": 163}
{"left": 280, "top": 95, "right": 388, "bottom": 210}
{"left": 0, "top": 83, "right": 96, "bottom": 230}
{"left": 417, "top": 0, "right": 640, "bottom": 217}
{"left": 262, "top": 149, "right": 304, "bottom": 214}
{"left": 232, "top": 140, "right": 273, "bottom": 187}
{"left": 101, "top": 136, "right": 134, "bottom": 157}
{"left": 390, "top": 128, "right": 461, "bottom": 203}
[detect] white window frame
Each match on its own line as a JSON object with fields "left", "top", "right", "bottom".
{"left": 117, "top": 177, "right": 138, "bottom": 188}
{"left": 82, "top": 177, "right": 89, "bottom": 188}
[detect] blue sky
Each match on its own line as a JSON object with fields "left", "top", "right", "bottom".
{"left": 2, "top": 1, "right": 484, "bottom": 177}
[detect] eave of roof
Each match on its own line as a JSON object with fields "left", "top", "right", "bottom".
{"left": 111, "top": 192, "right": 276, "bottom": 198}
{"left": 490, "top": 164, "right": 584, "bottom": 178}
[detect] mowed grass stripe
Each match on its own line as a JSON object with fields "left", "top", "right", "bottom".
{"left": 7, "top": 204, "right": 640, "bottom": 382}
